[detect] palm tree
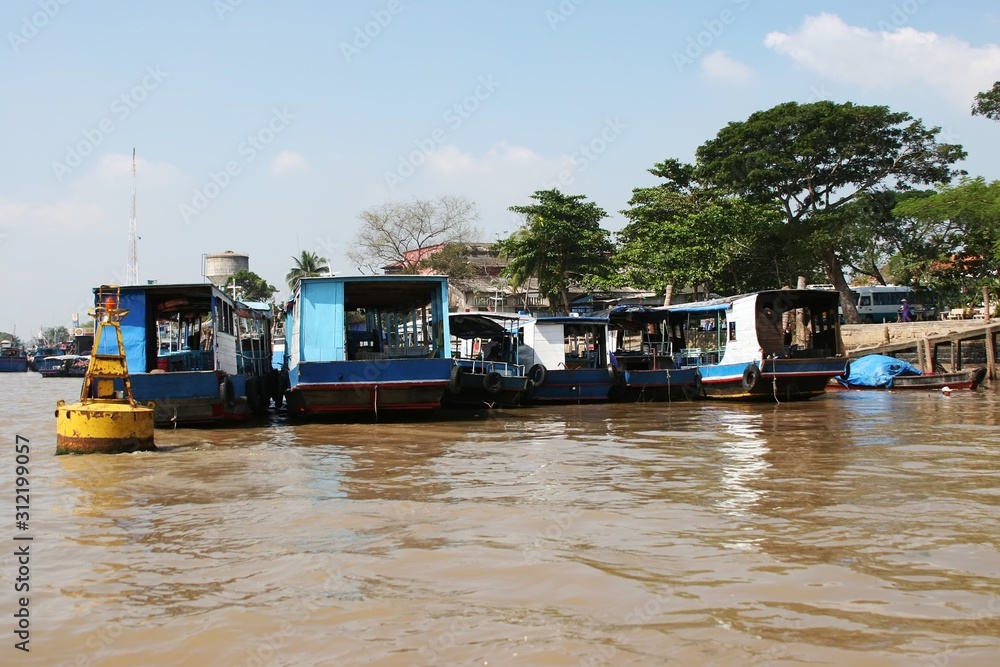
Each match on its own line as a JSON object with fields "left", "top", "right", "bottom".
{"left": 286, "top": 251, "right": 330, "bottom": 290}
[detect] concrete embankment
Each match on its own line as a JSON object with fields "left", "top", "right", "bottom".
{"left": 841, "top": 320, "right": 993, "bottom": 352}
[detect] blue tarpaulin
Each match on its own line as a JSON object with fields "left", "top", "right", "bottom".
{"left": 844, "top": 354, "right": 922, "bottom": 387}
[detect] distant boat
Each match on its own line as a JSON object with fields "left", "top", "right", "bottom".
{"left": 0, "top": 340, "right": 28, "bottom": 372}
{"left": 518, "top": 315, "right": 615, "bottom": 403}
{"left": 37, "top": 355, "right": 90, "bottom": 378}
{"left": 28, "top": 345, "right": 60, "bottom": 372}
{"left": 101, "top": 283, "right": 276, "bottom": 426}
{"left": 661, "top": 289, "right": 850, "bottom": 401}
{"left": 282, "top": 275, "right": 455, "bottom": 417}
{"left": 446, "top": 312, "right": 531, "bottom": 407}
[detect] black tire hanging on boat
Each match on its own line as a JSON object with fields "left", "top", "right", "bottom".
{"left": 448, "top": 364, "right": 464, "bottom": 394}
{"left": 741, "top": 364, "right": 761, "bottom": 392}
{"left": 528, "top": 364, "right": 547, "bottom": 387}
{"left": 219, "top": 373, "right": 237, "bottom": 409}
{"left": 246, "top": 376, "right": 266, "bottom": 414}
{"left": 483, "top": 371, "right": 504, "bottom": 395}
{"left": 607, "top": 363, "right": 624, "bottom": 387}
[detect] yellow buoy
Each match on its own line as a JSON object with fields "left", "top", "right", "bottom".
{"left": 55, "top": 287, "right": 156, "bottom": 455}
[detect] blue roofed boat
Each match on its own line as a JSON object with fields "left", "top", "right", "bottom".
{"left": 662, "top": 289, "right": 849, "bottom": 401}
{"left": 518, "top": 315, "right": 615, "bottom": 403}
{"left": 100, "top": 283, "right": 276, "bottom": 426}
{"left": 605, "top": 306, "right": 704, "bottom": 401}
{"left": 446, "top": 312, "right": 531, "bottom": 407}
{"left": 0, "top": 340, "right": 28, "bottom": 372}
{"left": 281, "top": 275, "right": 454, "bottom": 418}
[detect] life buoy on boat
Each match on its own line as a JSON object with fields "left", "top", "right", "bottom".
{"left": 483, "top": 371, "right": 504, "bottom": 395}
{"left": 741, "top": 364, "right": 761, "bottom": 391}
{"left": 528, "top": 364, "right": 547, "bottom": 387}
{"left": 448, "top": 365, "right": 464, "bottom": 394}
{"left": 219, "top": 373, "right": 237, "bottom": 409}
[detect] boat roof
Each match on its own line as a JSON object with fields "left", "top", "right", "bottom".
{"left": 534, "top": 315, "right": 608, "bottom": 325}
{"left": 449, "top": 312, "right": 530, "bottom": 338}
{"left": 664, "top": 289, "right": 840, "bottom": 314}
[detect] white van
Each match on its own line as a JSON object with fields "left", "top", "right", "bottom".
{"left": 850, "top": 285, "right": 935, "bottom": 323}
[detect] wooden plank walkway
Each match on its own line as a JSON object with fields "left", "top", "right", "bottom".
{"left": 847, "top": 321, "right": 1000, "bottom": 379}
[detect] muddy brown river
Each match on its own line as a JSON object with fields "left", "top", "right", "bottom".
{"left": 1, "top": 374, "right": 998, "bottom": 665}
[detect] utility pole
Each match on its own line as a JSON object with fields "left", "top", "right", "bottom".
{"left": 126, "top": 148, "right": 139, "bottom": 285}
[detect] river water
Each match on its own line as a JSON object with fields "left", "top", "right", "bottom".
{"left": 1, "top": 373, "right": 998, "bottom": 666}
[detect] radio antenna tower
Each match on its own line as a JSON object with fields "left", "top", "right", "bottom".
{"left": 126, "top": 148, "right": 139, "bottom": 285}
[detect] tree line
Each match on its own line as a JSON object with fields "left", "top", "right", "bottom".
{"left": 265, "top": 83, "right": 1000, "bottom": 323}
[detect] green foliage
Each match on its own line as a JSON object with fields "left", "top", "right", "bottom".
{"left": 691, "top": 100, "right": 965, "bottom": 321}
{"left": 286, "top": 251, "right": 330, "bottom": 290}
{"left": 892, "top": 177, "right": 1000, "bottom": 305}
{"left": 497, "top": 189, "right": 613, "bottom": 313}
{"left": 228, "top": 269, "right": 278, "bottom": 303}
{"left": 41, "top": 326, "right": 70, "bottom": 344}
{"left": 418, "top": 242, "right": 477, "bottom": 279}
{"left": 614, "top": 159, "right": 789, "bottom": 296}
{"left": 972, "top": 81, "right": 1000, "bottom": 121}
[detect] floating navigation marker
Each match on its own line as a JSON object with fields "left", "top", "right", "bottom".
{"left": 55, "top": 287, "right": 156, "bottom": 455}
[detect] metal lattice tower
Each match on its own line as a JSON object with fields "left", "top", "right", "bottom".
{"left": 126, "top": 148, "right": 139, "bottom": 285}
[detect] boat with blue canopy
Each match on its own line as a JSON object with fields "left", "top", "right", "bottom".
{"left": 281, "top": 275, "right": 454, "bottom": 417}
{"left": 446, "top": 312, "right": 531, "bottom": 407}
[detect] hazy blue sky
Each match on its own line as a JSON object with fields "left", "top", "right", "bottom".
{"left": 2, "top": 0, "right": 999, "bottom": 336}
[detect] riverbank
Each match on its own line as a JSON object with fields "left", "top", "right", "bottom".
{"left": 841, "top": 319, "right": 994, "bottom": 351}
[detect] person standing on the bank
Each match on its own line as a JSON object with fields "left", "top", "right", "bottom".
{"left": 900, "top": 299, "right": 914, "bottom": 322}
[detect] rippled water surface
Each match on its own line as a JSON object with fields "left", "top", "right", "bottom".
{"left": 2, "top": 373, "right": 999, "bottom": 666}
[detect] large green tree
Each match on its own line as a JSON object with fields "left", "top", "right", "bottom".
{"left": 892, "top": 177, "right": 1000, "bottom": 307}
{"left": 694, "top": 100, "right": 965, "bottom": 322}
{"left": 972, "top": 81, "right": 1000, "bottom": 121}
{"left": 286, "top": 250, "right": 330, "bottom": 290}
{"left": 228, "top": 269, "right": 278, "bottom": 303}
{"left": 347, "top": 195, "right": 480, "bottom": 274}
{"left": 615, "top": 159, "right": 790, "bottom": 300}
{"left": 497, "top": 189, "right": 613, "bottom": 313}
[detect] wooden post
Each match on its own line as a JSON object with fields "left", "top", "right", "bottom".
{"left": 986, "top": 327, "right": 996, "bottom": 381}
{"left": 984, "top": 286, "right": 991, "bottom": 323}
{"left": 954, "top": 338, "right": 961, "bottom": 372}
{"left": 921, "top": 337, "right": 932, "bottom": 374}
{"left": 796, "top": 276, "right": 807, "bottom": 347}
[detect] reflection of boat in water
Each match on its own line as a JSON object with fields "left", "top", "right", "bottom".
{"left": 446, "top": 312, "right": 530, "bottom": 407}
{"left": 605, "top": 306, "right": 704, "bottom": 401}
{"left": 37, "top": 355, "right": 90, "bottom": 377}
{"left": 102, "top": 283, "right": 276, "bottom": 426}
{"left": 661, "top": 289, "right": 850, "bottom": 401}
{"left": 830, "top": 354, "right": 987, "bottom": 391}
{"left": 282, "top": 275, "right": 454, "bottom": 417}
{"left": 0, "top": 340, "right": 28, "bottom": 372}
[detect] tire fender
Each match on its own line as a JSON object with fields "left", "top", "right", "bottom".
{"left": 483, "top": 371, "right": 504, "bottom": 394}
{"left": 741, "top": 364, "right": 761, "bottom": 392}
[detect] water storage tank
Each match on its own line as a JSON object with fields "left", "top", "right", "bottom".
{"left": 204, "top": 251, "right": 249, "bottom": 288}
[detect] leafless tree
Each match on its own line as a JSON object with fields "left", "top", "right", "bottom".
{"left": 347, "top": 195, "right": 481, "bottom": 274}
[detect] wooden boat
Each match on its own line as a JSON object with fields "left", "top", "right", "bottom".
{"left": 605, "top": 306, "right": 704, "bottom": 401}
{"left": 281, "top": 275, "right": 454, "bottom": 417}
{"left": 830, "top": 354, "right": 987, "bottom": 391}
{"left": 445, "top": 312, "right": 531, "bottom": 407}
{"left": 518, "top": 315, "right": 615, "bottom": 403}
{"left": 661, "top": 289, "right": 850, "bottom": 401}
{"left": 1, "top": 340, "right": 28, "bottom": 372}
{"left": 102, "top": 283, "right": 276, "bottom": 426}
